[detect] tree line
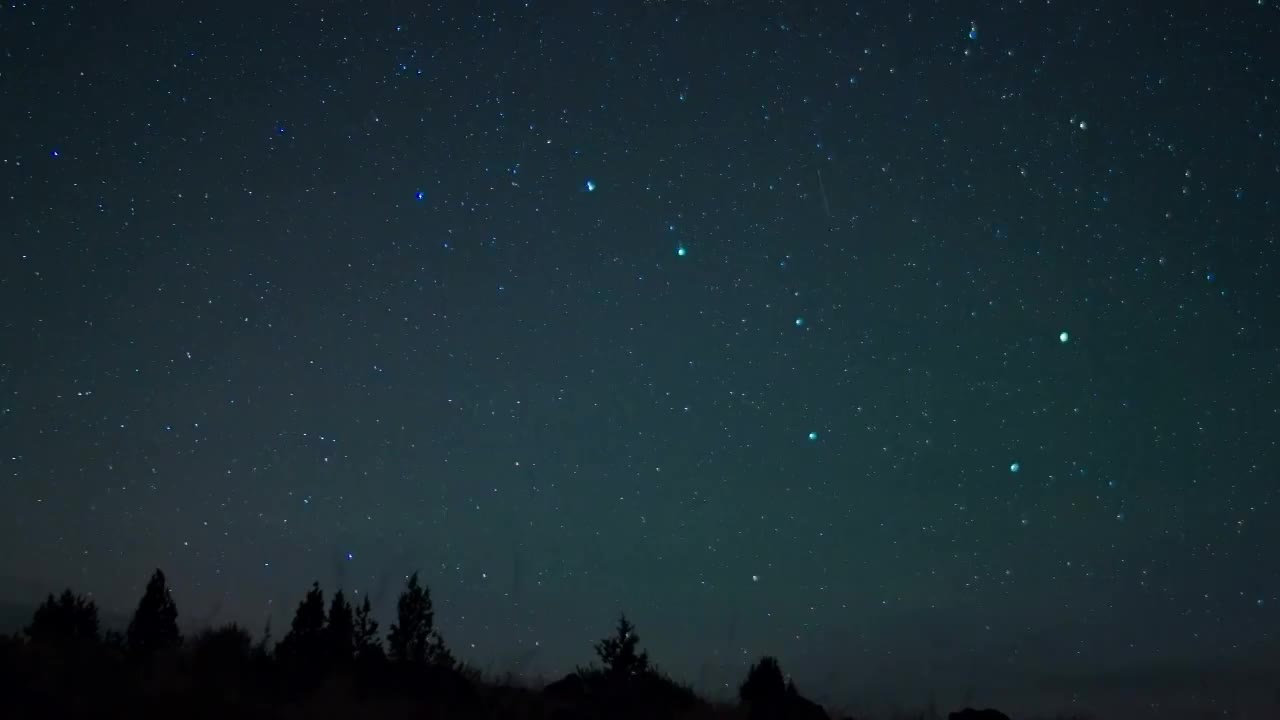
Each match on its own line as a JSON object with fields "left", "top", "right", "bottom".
{"left": 0, "top": 568, "right": 1024, "bottom": 720}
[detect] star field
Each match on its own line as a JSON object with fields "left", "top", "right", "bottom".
{"left": 2, "top": 2, "right": 1279, "bottom": 717}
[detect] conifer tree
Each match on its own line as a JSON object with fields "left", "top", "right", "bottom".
{"left": 594, "top": 613, "right": 650, "bottom": 678}
{"left": 326, "top": 589, "right": 355, "bottom": 664}
{"left": 353, "top": 595, "right": 383, "bottom": 662}
{"left": 126, "top": 569, "right": 181, "bottom": 661}
{"left": 739, "top": 655, "right": 787, "bottom": 712}
{"left": 387, "top": 572, "right": 451, "bottom": 666}
{"left": 26, "top": 589, "right": 100, "bottom": 653}
{"left": 277, "top": 582, "right": 327, "bottom": 664}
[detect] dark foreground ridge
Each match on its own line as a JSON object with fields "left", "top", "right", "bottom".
{"left": 0, "top": 569, "right": 1088, "bottom": 720}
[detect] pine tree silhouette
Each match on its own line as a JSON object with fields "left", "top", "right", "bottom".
{"left": 593, "top": 613, "right": 650, "bottom": 678}
{"left": 126, "top": 568, "right": 181, "bottom": 662}
{"left": 276, "top": 581, "right": 328, "bottom": 687}
{"left": 739, "top": 655, "right": 786, "bottom": 708}
{"left": 326, "top": 589, "right": 355, "bottom": 665}
{"left": 387, "top": 572, "right": 451, "bottom": 667}
{"left": 740, "top": 656, "right": 829, "bottom": 720}
{"left": 26, "top": 588, "right": 100, "bottom": 654}
{"left": 353, "top": 595, "right": 383, "bottom": 663}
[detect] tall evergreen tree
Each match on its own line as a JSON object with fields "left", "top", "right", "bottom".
{"left": 387, "top": 572, "right": 450, "bottom": 666}
{"left": 594, "top": 613, "right": 650, "bottom": 678}
{"left": 326, "top": 589, "right": 355, "bottom": 664}
{"left": 352, "top": 595, "right": 383, "bottom": 662}
{"left": 277, "top": 582, "right": 327, "bottom": 664}
{"left": 126, "top": 569, "right": 181, "bottom": 660}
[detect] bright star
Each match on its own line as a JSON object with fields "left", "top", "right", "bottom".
{"left": 585, "top": 179, "right": 596, "bottom": 192}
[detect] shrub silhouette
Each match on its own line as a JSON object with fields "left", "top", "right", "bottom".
{"left": 125, "top": 568, "right": 181, "bottom": 663}
{"left": 189, "top": 623, "right": 253, "bottom": 699}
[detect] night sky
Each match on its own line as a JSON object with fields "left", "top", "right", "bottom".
{"left": 3, "top": 1, "right": 1279, "bottom": 717}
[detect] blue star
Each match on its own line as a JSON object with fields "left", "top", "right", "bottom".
{"left": 415, "top": 190, "right": 425, "bottom": 201}
{"left": 584, "top": 179, "right": 596, "bottom": 192}
{"left": 808, "top": 431, "right": 819, "bottom": 441}
{"left": 50, "top": 148, "right": 60, "bottom": 158}
{"left": 677, "top": 245, "right": 687, "bottom": 257}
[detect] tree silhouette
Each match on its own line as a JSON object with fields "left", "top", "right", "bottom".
{"left": 593, "top": 613, "right": 650, "bottom": 678}
{"left": 740, "top": 656, "right": 829, "bottom": 719}
{"left": 353, "top": 595, "right": 383, "bottom": 663}
{"left": 276, "top": 581, "right": 328, "bottom": 688}
{"left": 387, "top": 572, "right": 451, "bottom": 667}
{"left": 326, "top": 589, "right": 355, "bottom": 665}
{"left": 25, "top": 588, "right": 100, "bottom": 654}
{"left": 126, "top": 568, "right": 181, "bottom": 662}
{"left": 739, "top": 655, "right": 786, "bottom": 707}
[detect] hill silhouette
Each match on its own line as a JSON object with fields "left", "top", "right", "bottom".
{"left": 0, "top": 568, "right": 1098, "bottom": 720}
